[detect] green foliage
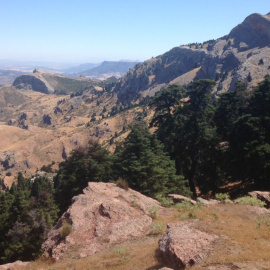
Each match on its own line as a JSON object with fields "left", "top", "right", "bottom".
{"left": 255, "top": 215, "right": 270, "bottom": 229}
{"left": 146, "top": 206, "right": 159, "bottom": 219}
{"left": 0, "top": 175, "right": 58, "bottom": 264}
{"left": 236, "top": 196, "right": 266, "bottom": 207}
{"left": 175, "top": 201, "right": 202, "bottom": 220}
{"left": 52, "top": 76, "right": 92, "bottom": 95}
{"left": 150, "top": 76, "right": 270, "bottom": 193}
{"left": 60, "top": 222, "right": 72, "bottom": 238}
{"left": 149, "top": 221, "right": 165, "bottom": 235}
{"left": 155, "top": 194, "right": 174, "bottom": 207}
{"left": 113, "top": 247, "right": 129, "bottom": 263}
{"left": 54, "top": 140, "right": 113, "bottom": 215}
{"left": 151, "top": 80, "right": 218, "bottom": 194}
{"left": 114, "top": 122, "right": 190, "bottom": 198}
{"left": 215, "top": 193, "right": 230, "bottom": 203}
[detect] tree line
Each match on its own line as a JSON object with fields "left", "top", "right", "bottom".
{"left": 150, "top": 76, "right": 270, "bottom": 195}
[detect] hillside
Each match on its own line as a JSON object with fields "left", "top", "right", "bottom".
{"left": 12, "top": 69, "right": 94, "bottom": 94}
{"left": 0, "top": 69, "right": 30, "bottom": 86}
{"left": 115, "top": 12, "right": 270, "bottom": 104}
{"left": 1, "top": 12, "right": 270, "bottom": 185}
{"left": 0, "top": 81, "right": 149, "bottom": 180}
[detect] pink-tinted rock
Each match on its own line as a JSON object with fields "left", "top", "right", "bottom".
{"left": 168, "top": 194, "right": 196, "bottom": 205}
{"left": 248, "top": 191, "right": 270, "bottom": 208}
{"left": 0, "top": 261, "right": 29, "bottom": 270}
{"left": 42, "top": 182, "right": 161, "bottom": 260}
{"left": 197, "top": 197, "right": 219, "bottom": 206}
{"left": 159, "top": 222, "right": 218, "bottom": 269}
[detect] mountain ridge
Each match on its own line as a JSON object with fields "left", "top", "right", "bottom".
{"left": 115, "top": 12, "right": 270, "bottom": 104}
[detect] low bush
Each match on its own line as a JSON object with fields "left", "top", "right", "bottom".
{"left": 236, "top": 196, "right": 266, "bottom": 207}
{"left": 149, "top": 221, "right": 165, "bottom": 235}
{"left": 60, "top": 222, "right": 72, "bottom": 238}
{"left": 215, "top": 193, "right": 230, "bottom": 203}
{"left": 155, "top": 194, "right": 174, "bottom": 207}
{"left": 116, "top": 178, "right": 129, "bottom": 191}
{"left": 146, "top": 206, "right": 159, "bottom": 219}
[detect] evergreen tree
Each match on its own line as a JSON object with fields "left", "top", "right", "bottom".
{"left": 114, "top": 122, "right": 190, "bottom": 197}
{"left": 54, "top": 140, "right": 113, "bottom": 214}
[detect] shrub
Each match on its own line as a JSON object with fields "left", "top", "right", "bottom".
{"left": 113, "top": 247, "right": 129, "bottom": 263}
{"left": 60, "top": 222, "right": 72, "bottom": 238}
{"left": 215, "top": 193, "right": 230, "bottom": 203}
{"left": 155, "top": 194, "right": 174, "bottom": 207}
{"left": 149, "top": 221, "right": 165, "bottom": 235}
{"left": 146, "top": 206, "right": 159, "bottom": 219}
{"left": 236, "top": 196, "right": 266, "bottom": 207}
{"left": 116, "top": 178, "right": 129, "bottom": 191}
{"left": 174, "top": 200, "right": 202, "bottom": 211}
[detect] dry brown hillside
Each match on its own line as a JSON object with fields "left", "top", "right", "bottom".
{"left": 0, "top": 83, "right": 151, "bottom": 184}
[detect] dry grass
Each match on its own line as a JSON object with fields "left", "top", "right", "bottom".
{"left": 192, "top": 204, "right": 270, "bottom": 269}
{"left": 25, "top": 237, "right": 167, "bottom": 270}
{"left": 20, "top": 203, "right": 270, "bottom": 270}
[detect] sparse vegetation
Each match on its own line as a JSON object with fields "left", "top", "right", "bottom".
{"left": 115, "top": 178, "right": 129, "bottom": 191}
{"left": 236, "top": 196, "right": 266, "bottom": 207}
{"left": 155, "top": 194, "right": 174, "bottom": 207}
{"left": 215, "top": 193, "right": 230, "bottom": 203}
{"left": 146, "top": 206, "right": 159, "bottom": 219}
{"left": 149, "top": 221, "right": 165, "bottom": 235}
{"left": 60, "top": 222, "right": 72, "bottom": 238}
{"left": 113, "top": 247, "right": 129, "bottom": 263}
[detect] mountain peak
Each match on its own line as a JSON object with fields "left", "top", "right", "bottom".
{"left": 227, "top": 12, "right": 270, "bottom": 48}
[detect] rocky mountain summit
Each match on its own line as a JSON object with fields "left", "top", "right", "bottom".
{"left": 115, "top": 12, "right": 270, "bottom": 104}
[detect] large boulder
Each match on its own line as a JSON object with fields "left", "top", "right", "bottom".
{"left": 159, "top": 222, "right": 218, "bottom": 269}
{"left": 42, "top": 182, "right": 161, "bottom": 260}
{"left": 168, "top": 194, "right": 196, "bottom": 205}
{"left": 248, "top": 191, "right": 270, "bottom": 208}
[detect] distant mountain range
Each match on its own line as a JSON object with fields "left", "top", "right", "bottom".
{"left": 72, "top": 61, "right": 140, "bottom": 79}
{"left": 0, "top": 61, "right": 140, "bottom": 85}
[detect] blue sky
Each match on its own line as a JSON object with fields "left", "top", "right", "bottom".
{"left": 0, "top": 0, "right": 269, "bottom": 64}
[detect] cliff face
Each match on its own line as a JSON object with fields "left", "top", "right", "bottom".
{"left": 13, "top": 69, "right": 53, "bottom": 94}
{"left": 115, "top": 13, "right": 270, "bottom": 104}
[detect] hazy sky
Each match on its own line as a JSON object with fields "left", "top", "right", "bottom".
{"left": 0, "top": 0, "right": 269, "bottom": 64}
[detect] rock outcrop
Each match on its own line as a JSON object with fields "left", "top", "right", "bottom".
{"left": 168, "top": 194, "right": 196, "bottom": 205}
{"left": 159, "top": 221, "right": 218, "bottom": 269}
{"left": 0, "top": 260, "right": 29, "bottom": 270}
{"left": 42, "top": 182, "right": 161, "bottom": 260}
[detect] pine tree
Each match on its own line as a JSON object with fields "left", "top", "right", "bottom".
{"left": 115, "top": 122, "right": 190, "bottom": 197}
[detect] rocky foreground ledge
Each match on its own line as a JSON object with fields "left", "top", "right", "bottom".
{"left": 42, "top": 182, "right": 161, "bottom": 260}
